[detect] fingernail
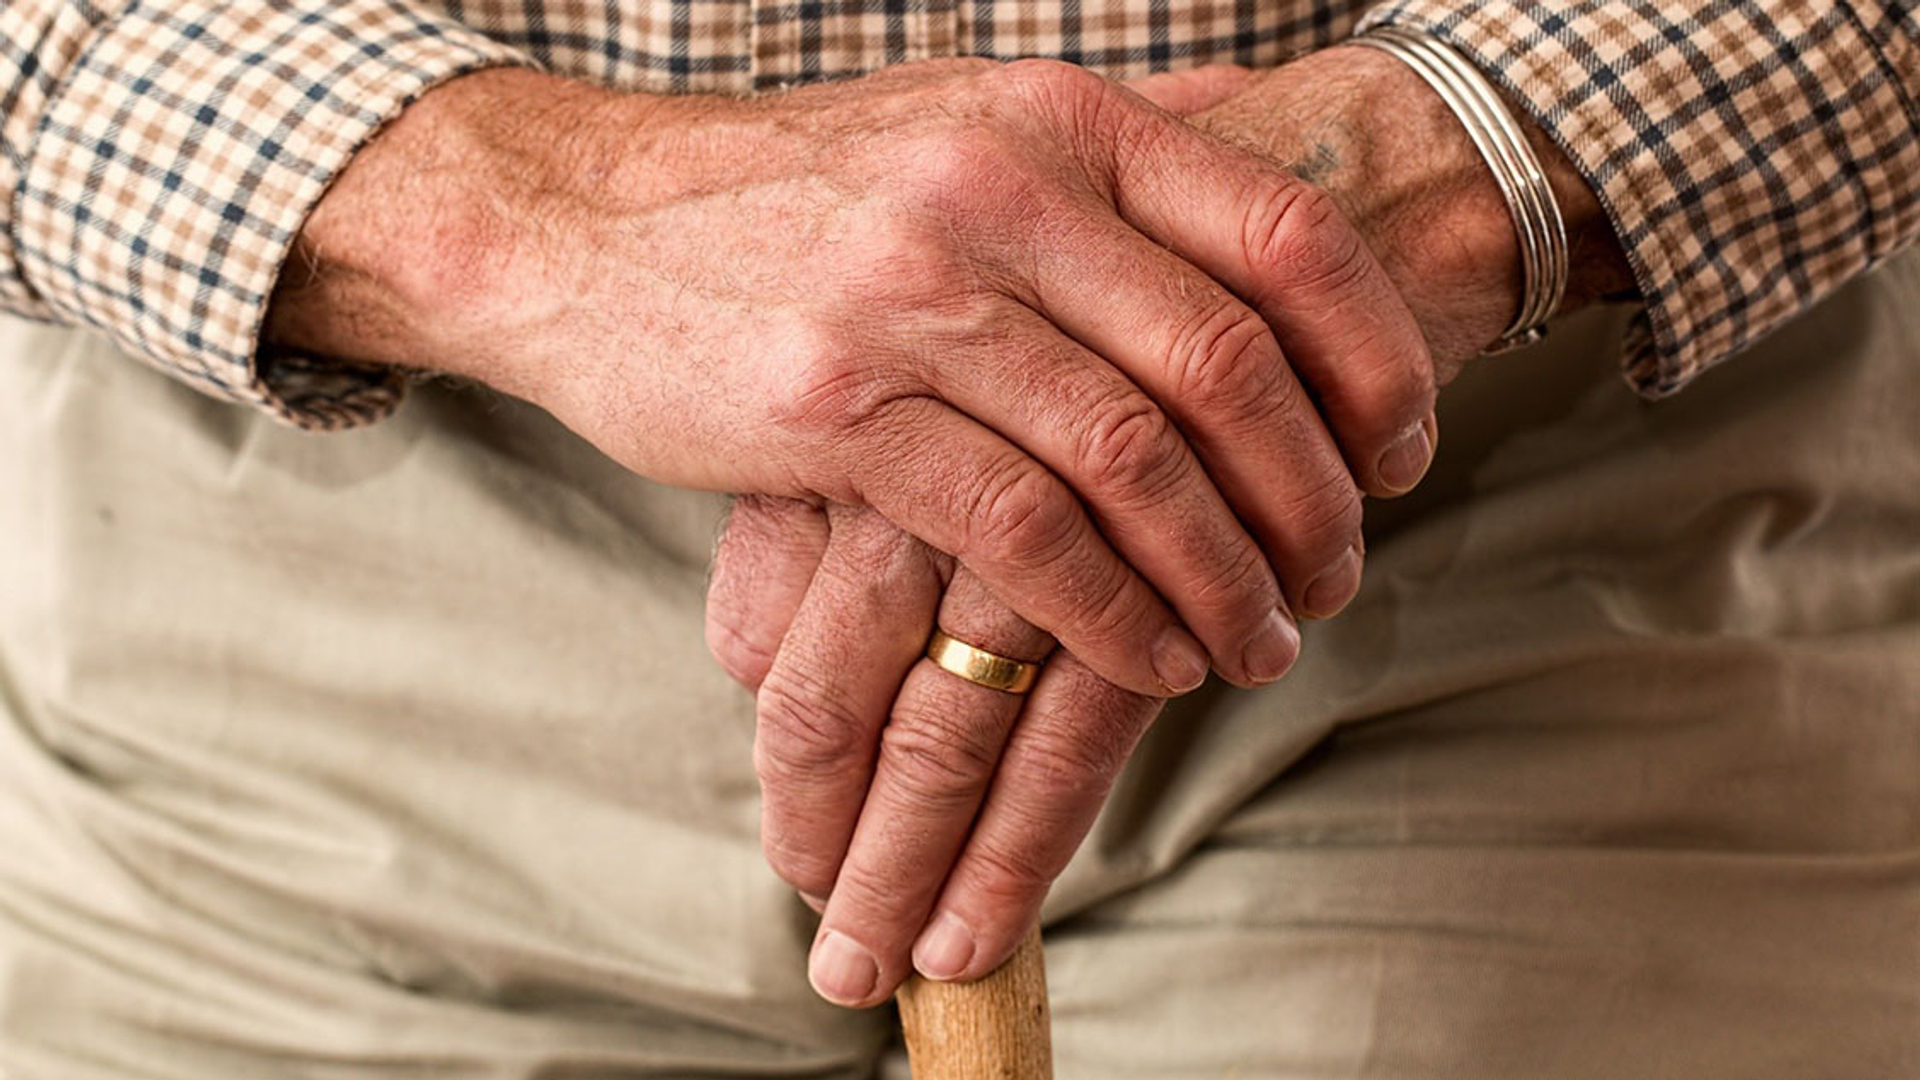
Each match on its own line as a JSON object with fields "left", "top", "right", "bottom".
{"left": 1151, "top": 626, "right": 1210, "bottom": 694}
{"left": 809, "top": 930, "right": 878, "bottom": 1006}
{"left": 1377, "top": 419, "right": 1434, "bottom": 493}
{"left": 1302, "top": 543, "right": 1363, "bottom": 619}
{"left": 799, "top": 892, "right": 828, "bottom": 914}
{"left": 913, "top": 912, "right": 977, "bottom": 981}
{"left": 1241, "top": 606, "right": 1301, "bottom": 684}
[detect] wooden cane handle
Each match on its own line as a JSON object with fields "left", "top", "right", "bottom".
{"left": 897, "top": 924, "right": 1052, "bottom": 1079}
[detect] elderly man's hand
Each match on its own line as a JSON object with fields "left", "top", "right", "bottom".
{"left": 707, "top": 50, "right": 1634, "bottom": 1008}
{"left": 712, "top": 499, "right": 1162, "bottom": 1008}
{"left": 268, "top": 58, "right": 1437, "bottom": 700}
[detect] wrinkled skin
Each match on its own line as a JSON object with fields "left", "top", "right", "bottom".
{"left": 266, "top": 47, "right": 1628, "bottom": 1011}
{"left": 270, "top": 58, "right": 1437, "bottom": 704}
{"left": 705, "top": 49, "right": 1633, "bottom": 1008}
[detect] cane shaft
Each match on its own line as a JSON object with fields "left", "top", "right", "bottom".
{"left": 897, "top": 924, "right": 1052, "bottom": 1079}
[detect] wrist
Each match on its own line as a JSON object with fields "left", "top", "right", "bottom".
{"left": 1192, "top": 46, "right": 1633, "bottom": 377}
{"left": 263, "top": 68, "right": 677, "bottom": 395}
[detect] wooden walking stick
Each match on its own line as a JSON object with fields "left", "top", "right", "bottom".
{"left": 897, "top": 923, "right": 1052, "bottom": 1079}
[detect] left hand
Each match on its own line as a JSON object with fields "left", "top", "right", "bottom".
{"left": 707, "top": 50, "right": 1635, "bottom": 1009}
{"left": 711, "top": 498, "right": 1162, "bottom": 1009}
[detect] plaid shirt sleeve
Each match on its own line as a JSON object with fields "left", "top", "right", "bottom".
{"left": 1, "top": 1, "right": 529, "bottom": 429}
{"left": 6, "top": 2, "right": 1916, "bottom": 426}
{"left": 1358, "top": 0, "right": 1920, "bottom": 398}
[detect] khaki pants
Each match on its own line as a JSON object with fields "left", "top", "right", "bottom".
{"left": 2, "top": 253, "right": 1917, "bottom": 1078}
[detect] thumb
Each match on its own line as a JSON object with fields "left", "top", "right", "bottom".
{"left": 1121, "top": 64, "right": 1258, "bottom": 116}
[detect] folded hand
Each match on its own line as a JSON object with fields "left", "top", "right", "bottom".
{"left": 705, "top": 49, "right": 1630, "bottom": 1008}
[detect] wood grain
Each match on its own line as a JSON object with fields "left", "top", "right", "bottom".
{"left": 897, "top": 924, "right": 1052, "bottom": 1079}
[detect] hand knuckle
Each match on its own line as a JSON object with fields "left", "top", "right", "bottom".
{"left": 1184, "top": 539, "right": 1273, "bottom": 616}
{"left": 965, "top": 836, "right": 1059, "bottom": 898}
{"left": 822, "top": 861, "right": 893, "bottom": 915}
{"left": 754, "top": 678, "right": 873, "bottom": 785}
{"left": 1276, "top": 469, "right": 1364, "bottom": 551}
{"left": 1320, "top": 331, "right": 1439, "bottom": 435}
{"left": 1171, "top": 300, "right": 1290, "bottom": 411}
{"left": 769, "top": 334, "right": 889, "bottom": 436}
{"left": 908, "top": 127, "right": 1018, "bottom": 211}
{"left": 1066, "top": 560, "right": 1149, "bottom": 648}
{"left": 758, "top": 820, "right": 836, "bottom": 896}
{"left": 964, "top": 458, "right": 1077, "bottom": 571}
{"left": 822, "top": 510, "right": 934, "bottom": 592}
{"left": 879, "top": 714, "right": 1001, "bottom": 811}
{"left": 1243, "top": 180, "right": 1369, "bottom": 293}
{"left": 1015, "top": 725, "right": 1131, "bottom": 798}
{"left": 1078, "top": 395, "right": 1185, "bottom": 503}
{"left": 998, "top": 59, "right": 1128, "bottom": 163}
{"left": 847, "top": 219, "right": 966, "bottom": 297}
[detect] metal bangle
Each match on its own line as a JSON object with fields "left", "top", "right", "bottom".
{"left": 1389, "top": 27, "right": 1568, "bottom": 348}
{"left": 1400, "top": 31, "right": 1564, "bottom": 342}
{"left": 1352, "top": 26, "right": 1569, "bottom": 353}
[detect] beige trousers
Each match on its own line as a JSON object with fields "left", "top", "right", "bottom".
{"left": 2, "top": 252, "right": 1917, "bottom": 1078}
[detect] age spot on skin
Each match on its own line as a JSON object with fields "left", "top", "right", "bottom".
{"left": 1288, "top": 140, "right": 1341, "bottom": 186}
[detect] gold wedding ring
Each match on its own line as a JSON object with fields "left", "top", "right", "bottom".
{"left": 925, "top": 630, "right": 1041, "bottom": 695}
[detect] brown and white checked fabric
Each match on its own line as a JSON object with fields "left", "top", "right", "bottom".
{"left": 1, "top": 0, "right": 1916, "bottom": 429}
{"left": 1359, "top": 1, "right": 1920, "bottom": 398}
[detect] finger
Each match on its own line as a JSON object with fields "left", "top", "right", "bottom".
{"left": 912, "top": 651, "right": 1161, "bottom": 983}
{"left": 1008, "top": 213, "right": 1365, "bottom": 624}
{"left": 827, "top": 395, "right": 1210, "bottom": 698}
{"left": 706, "top": 495, "right": 830, "bottom": 691}
{"left": 925, "top": 306, "right": 1294, "bottom": 685}
{"left": 807, "top": 569, "right": 1053, "bottom": 1008}
{"left": 1121, "top": 65, "right": 1258, "bottom": 116}
{"left": 754, "top": 506, "right": 943, "bottom": 903}
{"left": 1086, "top": 78, "right": 1439, "bottom": 497}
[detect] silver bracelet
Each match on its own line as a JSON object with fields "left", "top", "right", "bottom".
{"left": 1352, "top": 26, "right": 1569, "bottom": 354}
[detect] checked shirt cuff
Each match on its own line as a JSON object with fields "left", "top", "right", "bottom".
{"left": 14, "top": 2, "right": 531, "bottom": 430}
{"left": 1358, "top": 0, "right": 1920, "bottom": 398}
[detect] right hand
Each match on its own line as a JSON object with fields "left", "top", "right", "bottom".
{"left": 268, "top": 60, "right": 1436, "bottom": 696}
